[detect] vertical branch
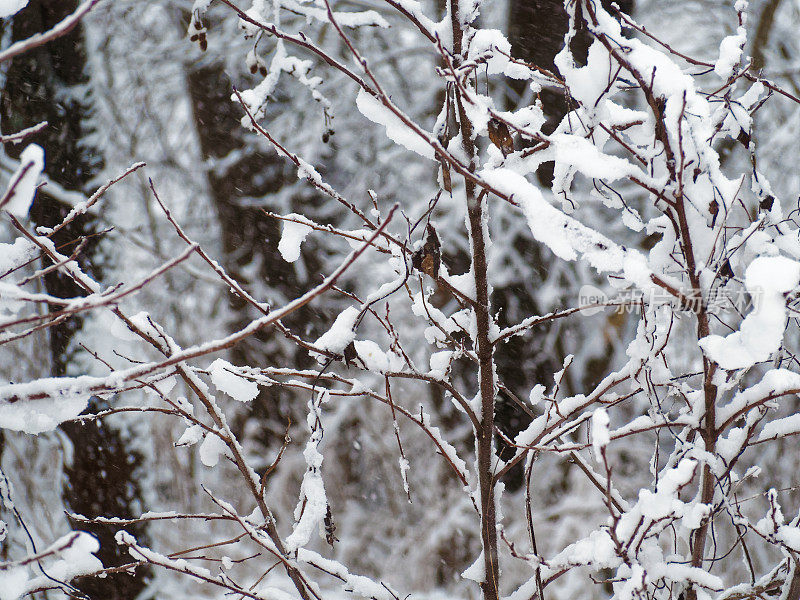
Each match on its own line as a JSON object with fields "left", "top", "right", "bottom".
{"left": 580, "top": 3, "right": 720, "bottom": 595}
{"left": 670, "top": 85, "right": 719, "bottom": 600}
{"left": 448, "top": 2, "right": 500, "bottom": 598}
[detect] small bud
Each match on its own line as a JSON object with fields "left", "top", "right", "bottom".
{"left": 709, "top": 199, "right": 719, "bottom": 227}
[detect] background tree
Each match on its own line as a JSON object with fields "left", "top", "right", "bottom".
{"left": 0, "top": 2, "right": 149, "bottom": 597}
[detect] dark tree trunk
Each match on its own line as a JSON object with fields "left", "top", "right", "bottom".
{"left": 491, "top": 0, "right": 635, "bottom": 491}
{"left": 507, "top": 0, "right": 634, "bottom": 134}
{"left": 0, "top": 2, "right": 150, "bottom": 597}
{"left": 184, "top": 42, "right": 315, "bottom": 449}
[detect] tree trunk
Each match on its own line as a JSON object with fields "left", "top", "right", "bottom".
{"left": 0, "top": 2, "right": 150, "bottom": 597}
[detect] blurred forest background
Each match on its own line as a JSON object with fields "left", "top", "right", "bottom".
{"left": 1, "top": 0, "right": 800, "bottom": 599}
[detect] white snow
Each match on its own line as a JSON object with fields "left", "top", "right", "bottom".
{"left": 209, "top": 358, "right": 259, "bottom": 402}
{"left": 681, "top": 503, "right": 711, "bottom": 531}
{"left": 94, "top": 310, "right": 140, "bottom": 342}
{"left": 0, "top": 238, "right": 36, "bottom": 275}
{"left": 45, "top": 532, "right": 102, "bottom": 582}
{"left": 700, "top": 256, "right": 800, "bottom": 370}
{"left": 353, "top": 339, "right": 389, "bottom": 373}
{"left": 428, "top": 350, "right": 453, "bottom": 378}
{"left": 467, "top": 29, "right": 512, "bottom": 75}
{"left": 175, "top": 424, "right": 203, "bottom": 447}
{"left": 313, "top": 306, "right": 359, "bottom": 354}
{"left": 285, "top": 462, "right": 327, "bottom": 552}
{"left": 7, "top": 532, "right": 103, "bottom": 600}
{"left": 552, "top": 529, "right": 617, "bottom": 569}
{"left": 297, "top": 548, "right": 396, "bottom": 600}
{"left": 446, "top": 272, "right": 477, "bottom": 301}
{"left": 0, "top": 568, "right": 27, "bottom": 600}
{"left": 528, "top": 384, "right": 546, "bottom": 407}
{"left": 714, "top": 27, "right": 746, "bottom": 79}
{"left": 419, "top": 409, "right": 470, "bottom": 481}
{"left": 384, "top": 0, "right": 436, "bottom": 36}
{"left": 199, "top": 432, "right": 230, "bottom": 467}
{"left": 0, "top": 0, "right": 27, "bottom": 19}
{"left": 480, "top": 168, "right": 652, "bottom": 287}
{"left": 778, "top": 526, "right": 800, "bottom": 551}
{"left": 549, "top": 134, "right": 638, "bottom": 182}
{"left": 256, "top": 587, "right": 297, "bottom": 600}
{"left": 398, "top": 456, "right": 410, "bottom": 495}
{"left": 461, "top": 551, "right": 485, "bottom": 582}
{"left": 0, "top": 385, "right": 88, "bottom": 434}
{"left": 718, "top": 369, "right": 800, "bottom": 431}
{"left": 591, "top": 407, "right": 610, "bottom": 458}
{"left": 278, "top": 214, "right": 313, "bottom": 263}
{"left": 555, "top": 41, "right": 615, "bottom": 111}
{"left": 191, "top": 0, "right": 212, "bottom": 12}
{"left": 149, "top": 375, "right": 176, "bottom": 398}
{"left": 1, "top": 144, "right": 44, "bottom": 218}
{"left": 286, "top": 400, "right": 328, "bottom": 553}
{"left": 356, "top": 89, "right": 435, "bottom": 160}
{"left": 658, "top": 458, "right": 697, "bottom": 494}
{"left": 280, "top": 0, "right": 388, "bottom": 28}
{"left": 759, "top": 413, "right": 800, "bottom": 442}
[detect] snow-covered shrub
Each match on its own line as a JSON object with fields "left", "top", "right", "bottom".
{"left": 3, "top": 1, "right": 800, "bottom": 600}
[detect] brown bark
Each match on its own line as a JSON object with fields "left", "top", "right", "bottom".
{"left": 450, "top": 3, "right": 500, "bottom": 598}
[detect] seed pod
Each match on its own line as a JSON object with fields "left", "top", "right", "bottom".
{"left": 719, "top": 259, "right": 734, "bottom": 280}
{"left": 487, "top": 118, "right": 514, "bottom": 157}
{"left": 324, "top": 505, "right": 338, "bottom": 547}
{"left": 343, "top": 341, "right": 358, "bottom": 367}
{"left": 737, "top": 129, "right": 751, "bottom": 148}
{"left": 440, "top": 160, "right": 452, "bottom": 194}
{"left": 411, "top": 223, "right": 441, "bottom": 279}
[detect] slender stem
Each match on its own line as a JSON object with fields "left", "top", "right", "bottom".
{"left": 448, "top": 2, "right": 500, "bottom": 598}
{"left": 0, "top": 0, "right": 102, "bottom": 64}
